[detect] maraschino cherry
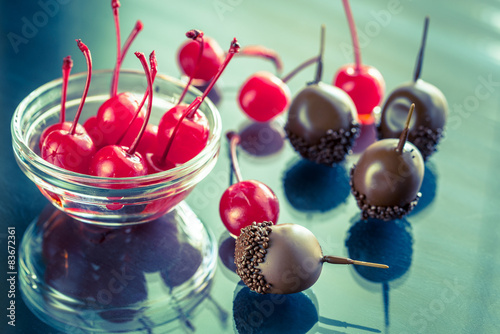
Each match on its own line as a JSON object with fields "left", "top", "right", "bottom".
{"left": 41, "top": 40, "right": 96, "bottom": 174}
{"left": 89, "top": 51, "right": 155, "bottom": 178}
{"left": 149, "top": 38, "right": 240, "bottom": 172}
{"left": 87, "top": 0, "right": 144, "bottom": 148}
{"left": 178, "top": 34, "right": 224, "bottom": 83}
{"left": 38, "top": 56, "right": 85, "bottom": 149}
{"left": 219, "top": 132, "right": 279, "bottom": 237}
{"left": 237, "top": 47, "right": 319, "bottom": 123}
{"left": 333, "top": 0, "right": 385, "bottom": 124}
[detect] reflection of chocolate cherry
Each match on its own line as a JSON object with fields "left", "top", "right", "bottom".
{"left": 235, "top": 222, "right": 387, "bottom": 294}
{"left": 333, "top": 0, "right": 385, "bottom": 122}
{"left": 233, "top": 284, "right": 318, "bottom": 334}
{"left": 161, "top": 243, "right": 203, "bottom": 288}
{"left": 345, "top": 217, "right": 413, "bottom": 283}
{"left": 285, "top": 27, "right": 358, "bottom": 166}
{"left": 351, "top": 104, "right": 425, "bottom": 220}
{"left": 220, "top": 132, "right": 279, "bottom": 237}
{"left": 378, "top": 17, "right": 447, "bottom": 160}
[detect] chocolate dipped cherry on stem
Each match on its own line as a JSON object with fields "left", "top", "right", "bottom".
{"left": 351, "top": 104, "right": 425, "bottom": 220}
{"left": 235, "top": 222, "right": 388, "bottom": 294}
{"left": 333, "top": 0, "right": 385, "bottom": 124}
{"left": 38, "top": 56, "right": 85, "bottom": 149}
{"left": 219, "top": 132, "right": 279, "bottom": 237}
{"left": 89, "top": 51, "right": 155, "bottom": 177}
{"left": 285, "top": 25, "right": 359, "bottom": 166}
{"left": 378, "top": 17, "right": 447, "bottom": 160}
{"left": 87, "top": 0, "right": 145, "bottom": 148}
{"left": 150, "top": 38, "right": 240, "bottom": 172}
{"left": 41, "top": 40, "right": 96, "bottom": 174}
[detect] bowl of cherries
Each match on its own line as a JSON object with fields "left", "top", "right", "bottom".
{"left": 11, "top": 40, "right": 232, "bottom": 226}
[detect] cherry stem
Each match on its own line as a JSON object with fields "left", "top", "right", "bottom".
{"left": 313, "top": 25, "right": 325, "bottom": 84}
{"left": 396, "top": 103, "right": 415, "bottom": 154}
{"left": 128, "top": 51, "right": 154, "bottom": 155}
{"left": 120, "top": 20, "right": 143, "bottom": 64}
{"left": 60, "top": 56, "right": 73, "bottom": 123}
{"left": 322, "top": 255, "right": 389, "bottom": 269}
{"left": 235, "top": 45, "right": 283, "bottom": 76}
{"left": 69, "top": 40, "right": 92, "bottom": 136}
{"left": 160, "top": 38, "right": 240, "bottom": 163}
{"left": 227, "top": 131, "right": 243, "bottom": 183}
{"left": 177, "top": 30, "right": 204, "bottom": 106}
{"left": 281, "top": 55, "right": 319, "bottom": 83}
{"left": 159, "top": 97, "right": 202, "bottom": 163}
{"left": 110, "top": 0, "right": 121, "bottom": 97}
{"left": 342, "top": 0, "right": 362, "bottom": 71}
{"left": 413, "top": 16, "right": 429, "bottom": 82}
{"left": 116, "top": 51, "right": 158, "bottom": 146}
{"left": 196, "top": 38, "right": 240, "bottom": 110}
{"left": 110, "top": 20, "right": 143, "bottom": 99}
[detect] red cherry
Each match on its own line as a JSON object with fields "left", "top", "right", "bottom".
{"left": 334, "top": 64, "right": 385, "bottom": 116}
{"left": 40, "top": 40, "right": 96, "bottom": 174}
{"left": 88, "top": 144, "right": 147, "bottom": 178}
{"left": 153, "top": 38, "right": 241, "bottom": 171}
{"left": 156, "top": 104, "right": 209, "bottom": 165}
{"left": 219, "top": 132, "right": 279, "bottom": 237}
{"left": 83, "top": 115, "right": 105, "bottom": 150}
{"left": 238, "top": 71, "right": 291, "bottom": 122}
{"left": 95, "top": 92, "right": 142, "bottom": 146}
{"left": 39, "top": 56, "right": 75, "bottom": 150}
{"left": 178, "top": 35, "right": 224, "bottom": 83}
{"left": 42, "top": 129, "right": 95, "bottom": 174}
{"left": 333, "top": 0, "right": 385, "bottom": 124}
{"left": 90, "top": 51, "right": 155, "bottom": 178}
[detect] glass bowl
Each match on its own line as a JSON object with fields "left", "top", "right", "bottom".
{"left": 11, "top": 70, "right": 222, "bottom": 226}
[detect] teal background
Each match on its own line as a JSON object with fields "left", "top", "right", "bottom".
{"left": 1, "top": 0, "right": 499, "bottom": 333}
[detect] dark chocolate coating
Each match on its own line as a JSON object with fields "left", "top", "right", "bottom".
{"left": 351, "top": 139, "right": 424, "bottom": 210}
{"left": 287, "top": 82, "right": 358, "bottom": 144}
{"left": 285, "top": 82, "right": 359, "bottom": 165}
{"left": 378, "top": 80, "right": 447, "bottom": 158}
{"left": 235, "top": 222, "right": 323, "bottom": 294}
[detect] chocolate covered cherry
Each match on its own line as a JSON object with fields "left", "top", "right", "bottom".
{"left": 351, "top": 104, "right": 425, "bottom": 220}
{"left": 378, "top": 17, "right": 447, "bottom": 160}
{"left": 285, "top": 26, "right": 359, "bottom": 165}
{"left": 235, "top": 222, "right": 387, "bottom": 294}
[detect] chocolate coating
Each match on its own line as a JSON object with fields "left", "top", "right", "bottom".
{"left": 351, "top": 139, "right": 424, "bottom": 220}
{"left": 286, "top": 82, "right": 359, "bottom": 165}
{"left": 235, "top": 222, "right": 323, "bottom": 294}
{"left": 378, "top": 80, "right": 447, "bottom": 159}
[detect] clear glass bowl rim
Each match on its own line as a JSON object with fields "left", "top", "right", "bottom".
{"left": 11, "top": 69, "right": 222, "bottom": 187}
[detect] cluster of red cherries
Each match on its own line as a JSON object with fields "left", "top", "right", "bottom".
{"left": 38, "top": 1, "right": 240, "bottom": 179}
